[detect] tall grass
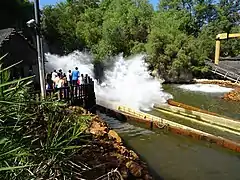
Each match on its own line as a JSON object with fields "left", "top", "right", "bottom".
{"left": 0, "top": 55, "right": 92, "bottom": 179}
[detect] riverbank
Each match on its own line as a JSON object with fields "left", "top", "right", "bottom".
{"left": 69, "top": 106, "right": 153, "bottom": 180}
{"left": 194, "top": 79, "right": 240, "bottom": 101}
{"left": 223, "top": 88, "right": 240, "bottom": 102}
{"left": 194, "top": 79, "right": 240, "bottom": 88}
{"left": 0, "top": 99, "right": 152, "bottom": 179}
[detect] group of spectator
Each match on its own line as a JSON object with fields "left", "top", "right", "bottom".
{"left": 46, "top": 67, "right": 81, "bottom": 90}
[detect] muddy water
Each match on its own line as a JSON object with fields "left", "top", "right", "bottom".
{"left": 98, "top": 112, "right": 240, "bottom": 180}
{"left": 162, "top": 84, "right": 240, "bottom": 120}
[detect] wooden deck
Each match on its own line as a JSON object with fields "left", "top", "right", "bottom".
{"left": 34, "top": 75, "right": 96, "bottom": 113}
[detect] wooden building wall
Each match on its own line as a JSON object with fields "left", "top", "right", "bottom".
{"left": 0, "top": 33, "right": 39, "bottom": 84}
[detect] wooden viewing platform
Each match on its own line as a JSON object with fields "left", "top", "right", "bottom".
{"left": 34, "top": 74, "right": 96, "bottom": 113}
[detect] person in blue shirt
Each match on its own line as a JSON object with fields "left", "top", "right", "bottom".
{"left": 71, "top": 67, "right": 80, "bottom": 86}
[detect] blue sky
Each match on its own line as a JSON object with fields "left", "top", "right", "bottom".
{"left": 39, "top": 0, "right": 159, "bottom": 8}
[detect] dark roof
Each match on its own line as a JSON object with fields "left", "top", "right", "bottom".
{"left": 0, "top": 28, "right": 15, "bottom": 46}
{"left": 0, "top": 28, "right": 36, "bottom": 51}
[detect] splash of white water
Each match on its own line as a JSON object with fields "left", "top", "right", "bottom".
{"left": 45, "top": 51, "right": 172, "bottom": 110}
{"left": 178, "top": 84, "right": 233, "bottom": 93}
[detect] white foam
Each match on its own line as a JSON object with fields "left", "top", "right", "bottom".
{"left": 45, "top": 51, "right": 172, "bottom": 110}
{"left": 178, "top": 84, "right": 233, "bottom": 93}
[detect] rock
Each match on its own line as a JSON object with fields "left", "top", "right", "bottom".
{"left": 108, "top": 130, "right": 122, "bottom": 143}
{"left": 119, "top": 146, "right": 128, "bottom": 156}
{"left": 144, "top": 174, "right": 153, "bottom": 180}
{"left": 126, "top": 161, "right": 143, "bottom": 177}
{"left": 129, "top": 150, "right": 139, "bottom": 160}
{"left": 223, "top": 88, "right": 240, "bottom": 102}
{"left": 89, "top": 121, "right": 107, "bottom": 136}
{"left": 113, "top": 143, "right": 120, "bottom": 149}
{"left": 120, "top": 167, "right": 129, "bottom": 179}
{"left": 68, "top": 114, "right": 153, "bottom": 180}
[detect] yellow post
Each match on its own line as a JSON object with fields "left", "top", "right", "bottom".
{"left": 215, "top": 40, "right": 220, "bottom": 65}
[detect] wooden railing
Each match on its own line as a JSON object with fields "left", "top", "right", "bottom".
{"left": 34, "top": 74, "right": 96, "bottom": 112}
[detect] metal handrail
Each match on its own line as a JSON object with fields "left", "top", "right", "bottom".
{"left": 206, "top": 59, "right": 240, "bottom": 73}
{"left": 206, "top": 60, "right": 240, "bottom": 83}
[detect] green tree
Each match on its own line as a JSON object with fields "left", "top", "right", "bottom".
{"left": 0, "top": 0, "right": 34, "bottom": 30}
{"left": 93, "top": 0, "right": 153, "bottom": 60}
{"left": 146, "top": 10, "right": 208, "bottom": 82}
{"left": 41, "top": 0, "right": 240, "bottom": 81}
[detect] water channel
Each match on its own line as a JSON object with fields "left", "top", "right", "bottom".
{"left": 99, "top": 112, "right": 240, "bottom": 180}
{"left": 99, "top": 84, "right": 240, "bottom": 180}
{"left": 162, "top": 84, "right": 240, "bottom": 120}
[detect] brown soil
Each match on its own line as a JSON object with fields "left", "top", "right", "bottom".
{"left": 167, "top": 99, "right": 219, "bottom": 116}
{"left": 68, "top": 106, "right": 153, "bottom": 180}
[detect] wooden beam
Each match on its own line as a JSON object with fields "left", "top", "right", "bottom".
{"left": 216, "top": 33, "right": 240, "bottom": 40}
{"left": 215, "top": 40, "right": 220, "bottom": 64}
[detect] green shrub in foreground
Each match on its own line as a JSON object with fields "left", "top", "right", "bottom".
{"left": 0, "top": 55, "right": 92, "bottom": 179}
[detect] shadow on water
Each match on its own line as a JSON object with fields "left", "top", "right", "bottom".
{"left": 98, "top": 112, "right": 240, "bottom": 180}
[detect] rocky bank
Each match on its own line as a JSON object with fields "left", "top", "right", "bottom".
{"left": 223, "top": 88, "right": 240, "bottom": 102}
{"left": 68, "top": 106, "right": 153, "bottom": 180}
{"left": 195, "top": 79, "right": 240, "bottom": 88}
{"left": 195, "top": 79, "right": 240, "bottom": 102}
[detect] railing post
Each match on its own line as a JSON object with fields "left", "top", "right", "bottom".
{"left": 215, "top": 39, "right": 220, "bottom": 65}
{"left": 83, "top": 74, "right": 88, "bottom": 109}
{"left": 224, "top": 72, "right": 228, "bottom": 78}
{"left": 89, "top": 78, "right": 96, "bottom": 113}
{"left": 236, "top": 76, "right": 240, "bottom": 83}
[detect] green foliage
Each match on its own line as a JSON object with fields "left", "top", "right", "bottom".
{"left": 40, "top": 0, "right": 240, "bottom": 80}
{"left": 147, "top": 0, "right": 240, "bottom": 81}
{"left": 1, "top": 0, "right": 240, "bottom": 80}
{"left": 97, "top": 0, "right": 153, "bottom": 59}
{"left": 42, "top": 0, "right": 153, "bottom": 60}
{"left": 145, "top": 10, "right": 205, "bottom": 81}
{"left": 0, "top": 56, "right": 92, "bottom": 179}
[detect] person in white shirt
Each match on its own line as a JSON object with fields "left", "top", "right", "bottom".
{"left": 51, "top": 70, "right": 58, "bottom": 81}
{"left": 66, "top": 70, "right": 72, "bottom": 86}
